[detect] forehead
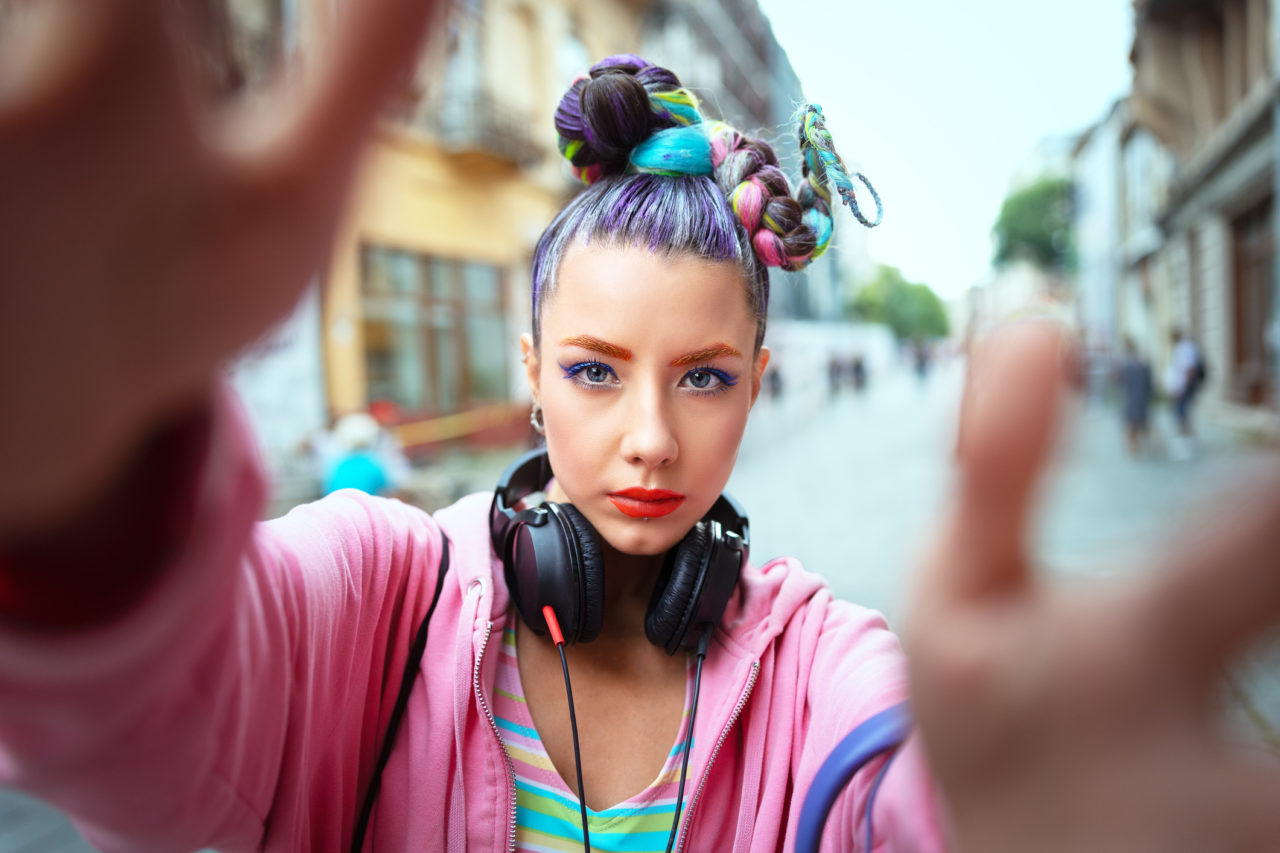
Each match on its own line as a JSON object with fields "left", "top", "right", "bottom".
{"left": 544, "top": 242, "right": 755, "bottom": 347}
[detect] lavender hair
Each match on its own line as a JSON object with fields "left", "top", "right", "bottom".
{"left": 532, "top": 54, "right": 872, "bottom": 354}
{"left": 530, "top": 174, "right": 768, "bottom": 352}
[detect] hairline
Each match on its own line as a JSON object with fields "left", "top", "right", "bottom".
{"left": 530, "top": 176, "right": 769, "bottom": 355}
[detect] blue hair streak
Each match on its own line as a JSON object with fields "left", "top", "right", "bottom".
{"left": 628, "top": 125, "right": 714, "bottom": 177}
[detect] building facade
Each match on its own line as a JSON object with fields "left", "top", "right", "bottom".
{"left": 320, "top": 0, "right": 839, "bottom": 454}
{"left": 82, "top": 0, "right": 838, "bottom": 459}
{"left": 1127, "top": 0, "right": 1277, "bottom": 428}
{"left": 323, "top": 0, "right": 651, "bottom": 453}
{"left": 1072, "top": 99, "right": 1127, "bottom": 365}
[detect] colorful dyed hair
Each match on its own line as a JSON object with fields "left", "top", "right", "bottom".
{"left": 534, "top": 55, "right": 879, "bottom": 353}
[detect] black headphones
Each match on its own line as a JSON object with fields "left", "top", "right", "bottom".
{"left": 489, "top": 448, "right": 749, "bottom": 654}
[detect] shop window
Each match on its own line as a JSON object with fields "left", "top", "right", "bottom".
{"left": 361, "top": 247, "right": 510, "bottom": 416}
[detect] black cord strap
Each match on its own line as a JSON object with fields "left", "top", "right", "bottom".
{"left": 665, "top": 624, "right": 712, "bottom": 853}
{"left": 557, "top": 642, "right": 592, "bottom": 852}
{"left": 349, "top": 533, "right": 452, "bottom": 853}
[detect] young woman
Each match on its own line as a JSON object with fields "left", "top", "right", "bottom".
{"left": 3, "top": 4, "right": 1279, "bottom": 852}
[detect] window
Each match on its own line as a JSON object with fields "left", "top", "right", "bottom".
{"left": 361, "top": 247, "right": 510, "bottom": 416}
{"left": 1230, "top": 197, "right": 1275, "bottom": 406}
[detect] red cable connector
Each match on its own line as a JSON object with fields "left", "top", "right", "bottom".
{"left": 542, "top": 604, "right": 566, "bottom": 646}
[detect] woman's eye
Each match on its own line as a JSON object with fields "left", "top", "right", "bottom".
{"left": 560, "top": 361, "right": 618, "bottom": 388}
{"left": 687, "top": 370, "right": 716, "bottom": 389}
{"left": 680, "top": 367, "right": 736, "bottom": 393}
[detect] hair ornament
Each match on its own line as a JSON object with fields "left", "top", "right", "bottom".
{"left": 752, "top": 230, "right": 787, "bottom": 267}
{"left": 629, "top": 125, "right": 714, "bottom": 177}
{"left": 706, "top": 121, "right": 734, "bottom": 167}
{"left": 728, "top": 177, "right": 766, "bottom": 233}
{"left": 797, "top": 104, "right": 883, "bottom": 229}
{"left": 554, "top": 55, "right": 712, "bottom": 187}
{"left": 649, "top": 87, "right": 704, "bottom": 127}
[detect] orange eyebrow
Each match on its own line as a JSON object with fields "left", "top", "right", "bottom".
{"left": 558, "top": 335, "right": 633, "bottom": 361}
{"left": 671, "top": 343, "right": 743, "bottom": 366}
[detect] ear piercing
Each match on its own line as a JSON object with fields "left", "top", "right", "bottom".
{"left": 530, "top": 404, "right": 546, "bottom": 435}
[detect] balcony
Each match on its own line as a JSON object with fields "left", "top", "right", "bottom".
{"left": 412, "top": 90, "right": 544, "bottom": 170}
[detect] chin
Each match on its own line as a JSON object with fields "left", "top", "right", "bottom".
{"left": 596, "top": 516, "right": 693, "bottom": 557}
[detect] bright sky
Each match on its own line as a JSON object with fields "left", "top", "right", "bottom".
{"left": 758, "top": 0, "right": 1134, "bottom": 299}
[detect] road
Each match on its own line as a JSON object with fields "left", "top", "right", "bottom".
{"left": 733, "top": 356, "right": 1271, "bottom": 620}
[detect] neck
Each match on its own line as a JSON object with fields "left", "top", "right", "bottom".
{"left": 596, "top": 540, "right": 666, "bottom": 643}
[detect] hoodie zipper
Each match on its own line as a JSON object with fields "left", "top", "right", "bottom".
{"left": 675, "top": 659, "right": 760, "bottom": 853}
{"left": 473, "top": 621, "right": 518, "bottom": 853}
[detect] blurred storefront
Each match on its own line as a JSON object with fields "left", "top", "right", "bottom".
{"left": 324, "top": 0, "right": 648, "bottom": 455}
{"left": 1132, "top": 0, "right": 1275, "bottom": 419}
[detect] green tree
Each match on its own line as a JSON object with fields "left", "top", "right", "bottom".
{"left": 992, "top": 177, "right": 1075, "bottom": 271}
{"left": 849, "top": 265, "right": 950, "bottom": 341}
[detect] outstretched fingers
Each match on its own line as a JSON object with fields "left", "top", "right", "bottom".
{"left": 939, "top": 321, "right": 1069, "bottom": 600}
{"left": 250, "top": 0, "right": 445, "bottom": 174}
{"left": 0, "top": 0, "right": 169, "bottom": 128}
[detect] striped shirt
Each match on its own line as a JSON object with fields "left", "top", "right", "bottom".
{"left": 492, "top": 612, "right": 695, "bottom": 852}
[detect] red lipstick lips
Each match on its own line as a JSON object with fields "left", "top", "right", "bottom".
{"left": 608, "top": 488, "right": 686, "bottom": 519}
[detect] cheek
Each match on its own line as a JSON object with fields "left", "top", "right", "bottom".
{"left": 684, "top": 404, "right": 750, "bottom": 479}
{"left": 539, "top": 378, "right": 608, "bottom": 484}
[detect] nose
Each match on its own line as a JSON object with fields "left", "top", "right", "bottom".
{"left": 619, "top": 385, "right": 678, "bottom": 470}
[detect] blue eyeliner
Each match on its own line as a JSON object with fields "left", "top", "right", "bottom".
{"left": 682, "top": 364, "right": 738, "bottom": 396}
{"left": 559, "top": 360, "right": 619, "bottom": 390}
{"left": 687, "top": 365, "right": 738, "bottom": 386}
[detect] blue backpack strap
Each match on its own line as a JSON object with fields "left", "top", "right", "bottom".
{"left": 796, "top": 700, "right": 912, "bottom": 853}
{"left": 349, "top": 532, "right": 452, "bottom": 853}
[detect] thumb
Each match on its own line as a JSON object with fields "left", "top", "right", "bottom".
{"left": 944, "top": 321, "right": 1069, "bottom": 598}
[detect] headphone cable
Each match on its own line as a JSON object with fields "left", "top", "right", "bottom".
{"left": 665, "top": 623, "right": 713, "bottom": 853}
{"left": 543, "top": 608, "right": 713, "bottom": 853}
{"left": 544, "top": 606, "right": 592, "bottom": 853}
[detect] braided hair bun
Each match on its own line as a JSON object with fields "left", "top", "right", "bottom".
{"left": 553, "top": 55, "right": 880, "bottom": 275}
{"left": 710, "top": 122, "right": 816, "bottom": 272}
{"left": 554, "top": 55, "right": 698, "bottom": 184}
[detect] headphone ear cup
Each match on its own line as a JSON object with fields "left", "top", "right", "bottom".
{"left": 556, "top": 504, "right": 606, "bottom": 644}
{"left": 646, "top": 520, "right": 712, "bottom": 655}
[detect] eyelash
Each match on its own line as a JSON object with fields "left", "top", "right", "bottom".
{"left": 559, "top": 361, "right": 618, "bottom": 391}
{"left": 681, "top": 364, "right": 738, "bottom": 397}
{"left": 557, "top": 361, "right": 738, "bottom": 397}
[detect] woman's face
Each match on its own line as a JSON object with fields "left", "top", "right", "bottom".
{"left": 522, "top": 242, "right": 769, "bottom": 556}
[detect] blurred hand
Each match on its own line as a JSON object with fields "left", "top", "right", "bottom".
{"left": 908, "top": 322, "right": 1280, "bottom": 852}
{"left": 0, "top": 0, "right": 440, "bottom": 535}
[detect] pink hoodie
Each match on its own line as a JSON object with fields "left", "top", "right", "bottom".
{"left": 0, "top": 393, "right": 947, "bottom": 852}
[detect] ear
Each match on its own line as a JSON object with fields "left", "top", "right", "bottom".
{"left": 520, "top": 333, "right": 540, "bottom": 402}
{"left": 749, "top": 346, "right": 771, "bottom": 406}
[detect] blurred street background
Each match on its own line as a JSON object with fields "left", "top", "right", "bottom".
{"left": 5, "top": 0, "right": 1280, "bottom": 848}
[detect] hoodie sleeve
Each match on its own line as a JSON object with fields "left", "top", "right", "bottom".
{"left": 0, "top": 388, "right": 449, "bottom": 853}
{"left": 800, "top": 594, "right": 951, "bottom": 852}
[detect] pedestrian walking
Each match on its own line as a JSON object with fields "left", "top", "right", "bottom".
{"left": 3, "top": 10, "right": 1280, "bottom": 853}
{"left": 1116, "top": 337, "right": 1154, "bottom": 456}
{"left": 1166, "top": 327, "right": 1206, "bottom": 459}
{"left": 827, "top": 353, "right": 843, "bottom": 396}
